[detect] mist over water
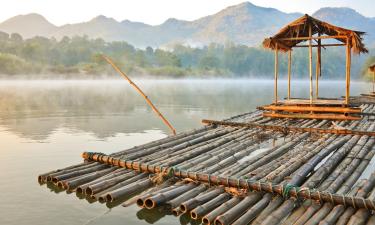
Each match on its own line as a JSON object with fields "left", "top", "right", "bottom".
{"left": 0, "top": 79, "right": 370, "bottom": 225}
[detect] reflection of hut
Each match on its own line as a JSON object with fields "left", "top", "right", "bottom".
{"left": 260, "top": 14, "right": 367, "bottom": 120}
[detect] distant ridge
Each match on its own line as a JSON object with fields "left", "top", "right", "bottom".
{"left": 0, "top": 2, "right": 374, "bottom": 47}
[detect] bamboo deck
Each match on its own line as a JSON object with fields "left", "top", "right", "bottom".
{"left": 38, "top": 96, "right": 375, "bottom": 225}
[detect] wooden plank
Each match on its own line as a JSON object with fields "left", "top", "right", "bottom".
{"left": 202, "top": 119, "right": 374, "bottom": 136}
{"left": 258, "top": 105, "right": 361, "bottom": 114}
{"left": 279, "top": 99, "right": 346, "bottom": 106}
{"left": 262, "top": 112, "right": 360, "bottom": 120}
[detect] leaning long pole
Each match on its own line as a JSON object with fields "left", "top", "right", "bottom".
{"left": 102, "top": 55, "right": 176, "bottom": 135}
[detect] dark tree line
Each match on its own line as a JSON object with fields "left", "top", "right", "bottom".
{"left": 0, "top": 31, "right": 373, "bottom": 79}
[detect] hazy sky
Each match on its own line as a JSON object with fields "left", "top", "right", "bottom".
{"left": 1, "top": 0, "right": 373, "bottom": 25}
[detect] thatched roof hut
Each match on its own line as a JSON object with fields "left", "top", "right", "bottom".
{"left": 263, "top": 14, "right": 368, "bottom": 54}
{"left": 262, "top": 14, "right": 367, "bottom": 106}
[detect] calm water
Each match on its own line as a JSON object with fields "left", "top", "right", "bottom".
{"left": 0, "top": 79, "right": 370, "bottom": 225}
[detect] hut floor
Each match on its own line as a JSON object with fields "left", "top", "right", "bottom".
{"left": 279, "top": 98, "right": 346, "bottom": 106}
{"left": 38, "top": 95, "right": 375, "bottom": 225}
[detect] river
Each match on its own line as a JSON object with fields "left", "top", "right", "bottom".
{"left": 0, "top": 79, "right": 370, "bottom": 225}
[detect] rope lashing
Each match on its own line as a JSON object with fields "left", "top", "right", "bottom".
{"left": 282, "top": 183, "right": 300, "bottom": 198}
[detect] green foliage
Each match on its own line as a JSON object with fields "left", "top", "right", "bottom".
{"left": 0, "top": 53, "right": 38, "bottom": 74}
{"left": 0, "top": 32, "right": 373, "bottom": 79}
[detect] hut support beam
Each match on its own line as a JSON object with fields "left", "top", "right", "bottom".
{"left": 345, "top": 38, "right": 351, "bottom": 105}
{"left": 309, "top": 25, "right": 313, "bottom": 104}
{"left": 288, "top": 50, "right": 292, "bottom": 99}
{"left": 373, "top": 71, "right": 375, "bottom": 93}
{"left": 274, "top": 44, "right": 279, "bottom": 104}
{"left": 316, "top": 37, "right": 321, "bottom": 99}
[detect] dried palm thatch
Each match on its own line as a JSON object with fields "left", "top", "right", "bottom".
{"left": 263, "top": 14, "right": 368, "bottom": 54}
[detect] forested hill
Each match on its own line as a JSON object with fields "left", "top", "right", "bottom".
{"left": 0, "top": 33, "right": 374, "bottom": 79}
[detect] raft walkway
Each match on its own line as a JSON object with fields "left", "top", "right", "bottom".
{"left": 39, "top": 99, "right": 375, "bottom": 225}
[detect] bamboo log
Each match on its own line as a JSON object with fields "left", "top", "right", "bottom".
{"left": 202, "top": 120, "right": 375, "bottom": 137}
{"left": 180, "top": 188, "right": 224, "bottom": 213}
{"left": 232, "top": 193, "right": 272, "bottom": 225}
{"left": 59, "top": 167, "right": 116, "bottom": 190}
{"left": 82, "top": 152, "right": 375, "bottom": 210}
{"left": 144, "top": 183, "right": 196, "bottom": 209}
{"left": 251, "top": 196, "right": 284, "bottom": 225}
{"left": 202, "top": 197, "right": 242, "bottom": 225}
{"left": 123, "top": 181, "right": 174, "bottom": 207}
{"left": 106, "top": 178, "right": 153, "bottom": 202}
{"left": 94, "top": 173, "right": 147, "bottom": 201}
{"left": 190, "top": 193, "right": 231, "bottom": 220}
{"left": 166, "top": 185, "right": 207, "bottom": 209}
{"left": 214, "top": 193, "right": 262, "bottom": 225}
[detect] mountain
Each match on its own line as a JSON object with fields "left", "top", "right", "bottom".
{"left": 0, "top": 13, "right": 57, "bottom": 38}
{"left": 313, "top": 7, "right": 375, "bottom": 46}
{"left": 0, "top": 2, "right": 374, "bottom": 47}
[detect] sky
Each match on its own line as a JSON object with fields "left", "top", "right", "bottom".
{"left": 0, "top": 0, "right": 373, "bottom": 26}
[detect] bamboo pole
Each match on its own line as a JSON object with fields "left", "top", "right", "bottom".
{"left": 81, "top": 152, "right": 375, "bottom": 211}
{"left": 294, "top": 43, "right": 346, "bottom": 48}
{"left": 345, "top": 38, "right": 351, "bottom": 105}
{"left": 274, "top": 44, "right": 279, "bottom": 104}
{"left": 316, "top": 37, "right": 321, "bottom": 99}
{"left": 102, "top": 55, "right": 176, "bottom": 135}
{"left": 288, "top": 50, "right": 291, "bottom": 99}
{"left": 309, "top": 24, "right": 313, "bottom": 104}
{"left": 279, "top": 35, "right": 348, "bottom": 41}
{"left": 201, "top": 119, "right": 375, "bottom": 137}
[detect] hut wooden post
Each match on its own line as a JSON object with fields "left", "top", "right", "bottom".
{"left": 316, "top": 36, "right": 321, "bottom": 99}
{"left": 345, "top": 37, "right": 351, "bottom": 105}
{"left": 274, "top": 43, "right": 279, "bottom": 104}
{"left": 288, "top": 50, "right": 292, "bottom": 99}
{"left": 308, "top": 24, "right": 313, "bottom": 104}
{"left": 373, "top": 70, "right": 375, "bottom": 93}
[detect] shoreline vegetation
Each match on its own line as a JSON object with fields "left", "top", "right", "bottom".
{"left": 0, "top": 31, "right": 374, "bottom": 80}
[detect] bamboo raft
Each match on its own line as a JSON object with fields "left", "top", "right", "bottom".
{"left": 38, "top": 97, "right": 375, "bottom": 225}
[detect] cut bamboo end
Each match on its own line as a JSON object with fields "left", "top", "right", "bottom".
{"left": 85, "top": 187, "right": 93, "bottom": 196}
{"left": 76, "top": 187, "right": 84, "bottom": 194}
{"left": 144, "top": 199, "right": 156, "bottom": 209}
{"left": 106, "top": 194, "right": 114, "bottom": 202}
{"left": 191, "top": 211, "right": 199, "bottom": 220}
{"left": 172, "top": 207, "right": 182, "bottom": 216}
{"left": 202, "top": 217, "right": 212, "bottom": 225}
{"left": 136, "top": 198, "right": 145, "bottom": 208}
{"left": 98, "top": 196, "right": 106, "bottom": 203}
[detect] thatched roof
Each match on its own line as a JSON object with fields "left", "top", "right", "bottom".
{"left": 263, "top": 14, "right": 368, "bottom": 54}
{"left": 370, "top": 64, "right": 375, "bottom": 72}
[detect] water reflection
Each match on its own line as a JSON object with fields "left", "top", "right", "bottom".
{"left": 1, "top": 79, "right": 368, "bottom": 141}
